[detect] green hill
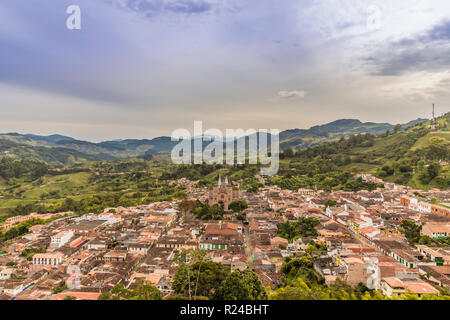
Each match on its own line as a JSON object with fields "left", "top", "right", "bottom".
{"left": 0, "top": 140, "right": 107, "bottom": 165}
{"left": 0, "top": 118, "right": 428, "bottom": 160}
{"left": 280, "top": 112, "right": 450, "bottom": 190}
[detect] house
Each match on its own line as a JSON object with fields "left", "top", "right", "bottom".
{"left": 430, "top": 204, "right": 450, "bottom": 217}
{"left": 0, "top": 268, "right": 14, "bottom": 280}
{"left": 231, "top": 259, "right": 248, "bottom": 272}
{"left": 381, "top": 277, "right": 440, "bottom": 297}
{"left": 87, "top": 239, "right": 108, "bottom": 250}
{"left": 127, "top": 243, "right": 150, "bottom": 255}
{"left": 348, "top": 216, "right": 373, "bottom": 238}
{"left": 373, "top": 240, "right": 422, "bottom": 269}
{"left": 98, "top": 212, "right": 123, "bottom": 225}
{"left": 103, "top": 250, "right": 127, "bottom": 263}
{"left": 68, "top": 220, "right": 108, "bottom": 235}
{"left": 270, "top": 237, "right": 288, "bottom": 248}
{"left": 421, "top": 223, "right": 450, "bottom": 239}
{"left": 418, "top": 265, "right": 450, "bottom": 288}
{"left": 32, "top": 252, "right": 64, "bottom": 268}
{"left": 155, "top": 236, "right": 197, "bottom": 250}
{"left": 360, "top": 192, "right": 384, "bottom": 202}
{"left": 199, "top": 221, "right": 244, "bottom": 250}
{"left": 416, "top": 245, "right": 450, "bottom": 266}
{"left": 342, "top": 256, "right": 380, "bottom": 289}
{"left": 51, "top": 291, "right": 101, "bottom": 300}
{"left": 1, "top": 280, "right": 24, "bottom": 296}
{"left": 50, "top": 230, "right": 74, "bottom": 248}
{"left": 360, "top": 226, "right": 381, "bottom": 240}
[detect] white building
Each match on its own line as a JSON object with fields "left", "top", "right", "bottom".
{"left": 98, "top": 212, "right": 123, "bottom": 225}
{"left": 2, "top": 281, "right": 24, "bottom": 296}
{"left": 32, "top": 252, "right": 64, "bottom": 267}
{"left": 50, "top": 230, "right": 74, "bottom": 248}
{"left": 0, "top": 268, "right": 14, "bottom": 280}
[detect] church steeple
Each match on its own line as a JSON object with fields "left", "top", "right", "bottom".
{"left": 225, "top": 176, "right": 229, "bottom": 185}
{"left": 218, "top": 176, "right": 222, "bottom": 187}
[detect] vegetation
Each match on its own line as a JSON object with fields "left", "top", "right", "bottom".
{"left": 0, "top": 218, "right": 46, "bottom": 244}
{"left": 228, "top": 200, "right": 248, "bottom": 213}
{"left": 215, "top": 269, "right": 267, "bottom": 300}
{"left": 192, "top": 201, "right": 225, "bottom": 220}
{"left": 98, "top": 281, "right": 162, "bottom": 300}
{"left": 324, "top": 199, "right": 337, "bottom": 209}
{"left": 171, "top": 249, "right": 266, "bottom": 300}
{"left": 276, "top": 217, "right": 320, "bottom": 242}
{"left": 52, "top": 281, "right": 68, "bottom": 294}
{"left": 279, "top": 113, "right": 449, "bottom": 191}
{"left": 21, "top": 246, "right": 46, "bottom": 261}
{"left": 400, "top": 220, "right": 450, "bottom": 247}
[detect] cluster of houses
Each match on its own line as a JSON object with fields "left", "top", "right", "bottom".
{"left": 0, "top": 174, "right": 449, "bottom": 300}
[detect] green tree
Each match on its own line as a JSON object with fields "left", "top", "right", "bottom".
{"left": 229, "top": 200, "right": 248, "bottom": 213}
{"left": 129, "top": 280, "right": 162, "bottom": 300}
{"left": 98, "top": 281, "right": 161, "bottom": 300}
{"left": 400, "top": 220, "right": 422, "bottom": 245}
{"left": 324, "top": 199, "right": 337, "bottom": 209}
{"left": 277, "top": 217, "right": 320, "bottom": 242}
{"left": 172, "top": 261, "right": 230, "bottom": 299}
{"left": 52, "top": 281, "right": 68, "bottom": 294}
{"left": 427, "top": 162, "right": 441, "bottom": 180}
{"left": 216, "top": 270, "right": 267, "bottom": 300}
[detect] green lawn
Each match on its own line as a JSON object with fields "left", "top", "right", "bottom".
{"left": 411, "top": 131, "right": 450, "bottom": 151}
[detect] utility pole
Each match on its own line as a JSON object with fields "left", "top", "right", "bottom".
{"left": 431, "top": 103, "right": 437, "bottom": 132}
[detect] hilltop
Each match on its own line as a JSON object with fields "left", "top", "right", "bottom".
{"left": 280, "top": 112, "right": 449, "bottom": 191}
{"left": 0, "top": 117, "right": 428, "bottom": 163}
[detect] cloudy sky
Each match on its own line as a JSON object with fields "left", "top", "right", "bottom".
{"left": 0, "top": 0, "right": 449, "bottom": 141}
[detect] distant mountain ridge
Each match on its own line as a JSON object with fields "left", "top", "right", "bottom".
{"left": 0, "top": 117, "right": 429, "bottom": 164}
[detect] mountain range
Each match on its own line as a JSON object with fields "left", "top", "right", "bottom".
{"left": 0, "top": 118, "right": 429, "bottom": 165}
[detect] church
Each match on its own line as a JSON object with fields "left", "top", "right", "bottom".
{"left": 208, "top": 176, "right": 240, "bottom": 211}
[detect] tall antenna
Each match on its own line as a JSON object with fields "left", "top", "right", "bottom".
{"left": 431, "top": 103, "right": 436, "bottom": 132}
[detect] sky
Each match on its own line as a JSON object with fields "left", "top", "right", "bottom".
{"left": 0, "top": 0, "right": 449, "bottom": 142}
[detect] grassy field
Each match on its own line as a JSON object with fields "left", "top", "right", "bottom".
{"left": 0, "top": 159, "right": 181, "bottom": 214}
{"left": 411, "top": 131, "right": 450, "bottom": 151}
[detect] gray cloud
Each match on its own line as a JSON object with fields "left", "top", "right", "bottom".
{"left": 276, "top": 90, "right": 308, "bottom": 100}
{"left": 112, "top": 0, "right": 214, "bottom": 16}
{"left": 365, "top": 20, "right": 450, "bottom": 76}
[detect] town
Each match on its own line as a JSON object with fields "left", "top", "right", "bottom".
{"left": 0, "top": 173, "right": 448, "bottom": 300}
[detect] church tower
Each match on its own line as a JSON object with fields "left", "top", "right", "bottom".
{"left": 208, "top": 175, "right": 240, "bottom": 210}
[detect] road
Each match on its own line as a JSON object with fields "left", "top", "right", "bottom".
{"left": 243, "top": 224, "right": 255, "bottom": 269}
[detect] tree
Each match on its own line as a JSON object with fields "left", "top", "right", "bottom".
{"left": 277, "top": 217, "right": 320, "bottom": 242}
{"left": 172, "top": 261, "right": 230, "bottom": 299}
{"left": 129, "top": 280, "right": 162, "bottom": 300}
{"left": 52, "top": 281, "right": 68, "bottom": 294}
{"left": 425, "top": 137, "right": 449, "bottom": 161}
{"left": 427, "top": 162, "right": 441, "bottom": 180}
{"left": 192, "top": 201, "right": 224, "bottom": 220}
{"left": 229, "top": 200, "right": 248, "bottom": 213}
{"left": 324, "top": 199, "right": 337, "bottom": 209}
{"left": 98, "top": 281, "right": 162, "bottom": 300}
{"left": 394, "top": 124, "right": 402, "bottom": 133}
{"left": 99, "top": 284, "right": 127, "bottom": 300}
{"left": 179, "top": 200, "right": 197, "bottom": 215}
{"left": 215, "top": 270, "right": 267, "bottom": 300}
{"left": 400, "top": 220, "right": 422, "bottom": 245}
{"left": 281, "top": 257, "right": 313, "bottom": 276}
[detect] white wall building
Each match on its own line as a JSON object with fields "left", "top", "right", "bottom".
{"left": 32, "top": 252, "right": 64, "bottom": 267}
{"left": 50, "top": 230, "right": 74, "bottom": 248}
